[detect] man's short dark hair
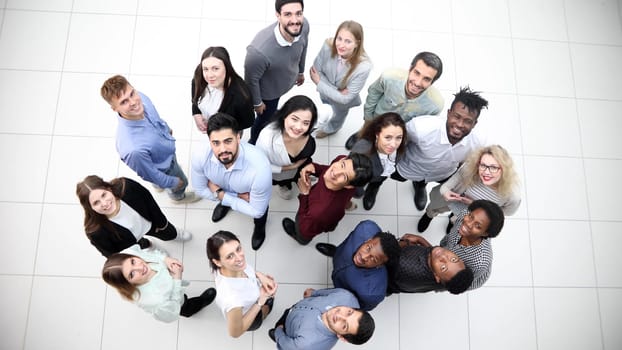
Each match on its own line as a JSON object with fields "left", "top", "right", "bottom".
{"left": 450, "top": 86, "right": 489, "bottom": 118}
{"left": 374, "top": 231, "right": 400, "bottom": 269}
{"left": 275, "top": 0, "right": 303, "bottom": 13}
{"left": 207, "top": 113, "right": 239, "bottom": 136}
{"left": 410, "top": 51, "right": 443, "bottom": 83}
{"left": 347, "top": 153, "right": 373, "bottom": 187}
{"left": 444, "top": 266, "right": 474, "bottom": 294}
{"left": 468, "top": 199, "right": 505, "bottom": 238}
{"left": 342, "top": 310, "right": 375, "bottom": 345}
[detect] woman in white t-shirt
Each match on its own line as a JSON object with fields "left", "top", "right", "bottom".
{"left": 207, "top": 230, "right": 278, "bottom": 338}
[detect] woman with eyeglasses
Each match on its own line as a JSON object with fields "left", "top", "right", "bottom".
{"left": 417, "top": 145, "right": 520, "bottom": 233}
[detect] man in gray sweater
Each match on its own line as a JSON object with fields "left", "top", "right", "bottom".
{"left": 244, "top": 0, "right": 310, "bottom": 144}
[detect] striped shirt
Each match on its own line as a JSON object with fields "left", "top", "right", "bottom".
{"left": 440, "top": 209, "right": 493, "bottom": 290}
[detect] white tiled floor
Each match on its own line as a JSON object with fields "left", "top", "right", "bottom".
{"left": 0, "top": 0, "right": 621, "bottom": 349}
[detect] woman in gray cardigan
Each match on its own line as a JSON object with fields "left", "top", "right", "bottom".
{"left": 310, "top": 20, "right": 372, "bottom": 138}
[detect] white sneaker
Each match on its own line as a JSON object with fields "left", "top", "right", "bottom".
{"left": 175, "top": 229, "right": 193, "bottom": 241}
{"left": 277, "top": 185, "right": 293, "bottom": 200}
{"left": 171, "top": 192, "right": 201, "bottom": 204}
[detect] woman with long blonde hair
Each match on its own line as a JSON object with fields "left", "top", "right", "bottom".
{"left": 309, "top": 20, "right": 372, "bottom": 138}
{"left": 417, "top": 145, "right": 521, "bottom": 232}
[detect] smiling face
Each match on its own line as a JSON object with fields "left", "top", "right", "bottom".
{"left": 335, "top": 28, "right": 357, "bottom": 59}
{"left": 121, "top": 256, "right": 153, "bottom": 286}
{"left": 213, "top": 240, "right": 246, "bottom": 274}
{"left": 324, "top": 306, "right": 362, "bottom": 338}
{"left": 323, "top": 158, "right": 356, "bottom": 190}
{"left": 352, "top": 237, "right": 388, "bottom": 268}
{"left": 109, "top": 85, "right": 144, "bottom": 120}
{"left": 429, "top": 246, "right": 465, "bottom": 284}
{"left": 284, "top": 109, "right": 313, "bottom": 139}
{"left": 201, "top": 56, "right": 226, "bottom": 90}
{"left": 376, "top": 124, "right": 404, "bottom": 155}
{"left": 459, "top": 208, "right": 491, "bottom": 241}
{"left": 208, "top": 128, "right": 240, "bottom": 167}
{"left": 405, "top": 59, "right": 438, "bottom": 98}
{"left": 445, "top": 101, "right": 479, "bottom": 145}
{"left": 88, "top": 188, "right": 118, "bottom": 216}
{"left": 478, "top": 153, "right": 502, "bottom": 187}
{"left": 276, "top": 2, "right": 304, "bottom": 40}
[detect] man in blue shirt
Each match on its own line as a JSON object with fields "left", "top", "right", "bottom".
{"left": 191, "top": 113, "right": 272, "bottom": 250}
{"left": 101, "top": 75, "right": 199, "bottom": 204}
{"left": 269, "top": 288, "right": 375, "bottom": 349}
{"left": 315, "top": 220, "right": 400, "bottom": 311}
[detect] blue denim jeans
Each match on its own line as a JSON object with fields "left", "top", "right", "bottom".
{"left": 163, "top": 155, "right": 188, "bottom": 200}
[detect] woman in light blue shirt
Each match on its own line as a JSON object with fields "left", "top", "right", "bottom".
{"left": 102, "top": 245, "right": 216, "bottom": 323}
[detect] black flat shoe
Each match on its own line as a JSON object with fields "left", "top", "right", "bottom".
{"left": 413, "top": 182, "right": 427, "bottom": 211}
{"left": 200, "top": 287, "right": 217, "bottom": 306}
{"left": 268, "top": 328, "right": 276, "bottom": 343}
{"left": 417, "top": 214, "right": 432, "bottom": 233}
{"left": 363, "top": 184, "right": 380, "bottom": 210}
{"left": 315, "top": 243, "right": 337, "bottom": 257}
{"left": 251, "top": 224, "right": 266, "bottom": 250}
{"left": 282, "top": 218, "right": 310, "bottom": 245}
{"left": 211, "top": 203, "right": 230, "bottom": 222}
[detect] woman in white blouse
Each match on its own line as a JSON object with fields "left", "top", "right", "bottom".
{"left": 309, "top": 20, "right": 372, "bottom": 138}
{"left": 207, "top": 230, "right": 278, "bottom": 338}
{"left": 256, "top": 95, "right": 318, "bottom": 199}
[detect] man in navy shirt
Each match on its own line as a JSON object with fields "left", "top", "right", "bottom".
{"left": 315, "top": 220, "right": 399, "bottom": 310}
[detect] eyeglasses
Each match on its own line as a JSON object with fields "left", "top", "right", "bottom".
{"left": 478, "top": 163, "right": 501, "bottom": 173}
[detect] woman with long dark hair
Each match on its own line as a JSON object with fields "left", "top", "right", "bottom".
{"left": 76, "top": 175, "right": 191, "bottom": 257}
{"left": 351, "top": 112, "right": 407, "bottom": 210}
{"left": 191, "top": 46, "right": 254, "bottom": 133}
{"left": 207, "top": 230, "right": 277, "bottom": 338}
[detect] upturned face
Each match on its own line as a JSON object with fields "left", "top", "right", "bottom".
{"left": 213, "top": 240, "right": 246, "bottom": 273}
{"left": 376, "top": 124, "right": 404, "bottom": 155}
{"left": 284, "top": 109, "right": 313, "bottom": 139}
{"left": 429, "top": 246, "right": 465, "bottom": 284}
{"left": 109, "top": 85, "right": 144, "bottom": 120}
{"left": 405, "top": 59, "right": 437, "bottom": 98}
{"left": 88, "top": 188, "right": 118, "bottom": 216}
{"left": 335, "top": 28, "right": 357, "bottom": 59}
{"left": 121, "top": 256, "right": 153, "bottom": 286}
{"left": 459, "top": 208, "right": 491, "bottom": 241}
{"left": 208, "top": 128, "right": 240, "bottom": 166}
{"left": 323, "top": 158, "right": 356, "bottom": 190}
{"left": 276, "top": 3, "right": 304, "bottom": 39}
{"left": 201, "top": 56, "right": 226, "bottom": 90}
{"left": 352, "top": 237, "right": 388, "bottom": 268}
{"left": 324, "top": 306, "right": 362, "bottom": 338}
{"left": 478, "top": 153, "right": 502, "bottom": 187}
{"left": 445, "top": 101, "right": 478, "bottom": 145}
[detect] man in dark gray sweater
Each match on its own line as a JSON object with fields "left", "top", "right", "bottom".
{"left": 244, "top": 0, "right": 310, "bottom": 144}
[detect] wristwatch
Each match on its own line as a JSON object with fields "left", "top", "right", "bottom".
{"left": 215, "top": 188, "right": 224, "bottom": 195}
